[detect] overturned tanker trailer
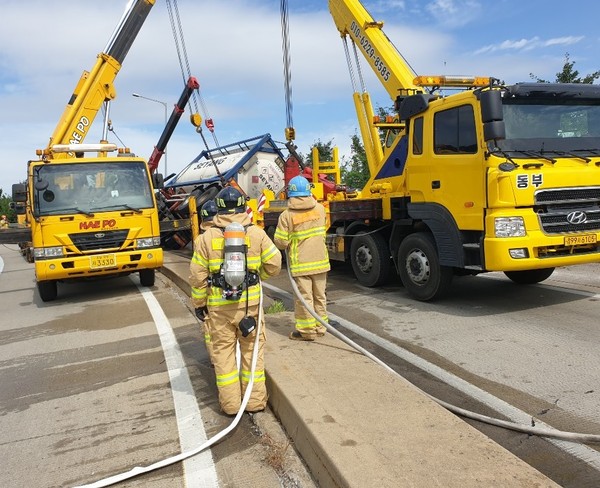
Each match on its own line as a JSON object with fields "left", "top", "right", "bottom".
{"left": 158, "top": 133, "right": 287, "bottom": 249}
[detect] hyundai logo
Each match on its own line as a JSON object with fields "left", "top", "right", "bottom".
{"left": 94, "top": 233, "right": 106, "bottom": 238}
{"left": 566, "top": 211, "right": 587, "bottom": 225}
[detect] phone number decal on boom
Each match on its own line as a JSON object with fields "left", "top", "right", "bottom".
{"left": 350, "top": 21, "right": 391, "bottom": 82}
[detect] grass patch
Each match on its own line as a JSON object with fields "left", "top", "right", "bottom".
{"left": 265, "top": 300, "right": 286, "bottom": 314}
{"left": 260, "top": 432, "right": 290, "bottom": 474}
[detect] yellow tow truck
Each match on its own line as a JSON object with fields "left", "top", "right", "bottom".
{"left": 267, "top": 0, "right": 600, "bottom": 301}
{"left": 11, "top": 0, "right": 163, "bottom": 302}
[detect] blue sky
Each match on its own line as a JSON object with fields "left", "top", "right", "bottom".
{"left": 1, "top": 0, "right": 598, "bottom": 193}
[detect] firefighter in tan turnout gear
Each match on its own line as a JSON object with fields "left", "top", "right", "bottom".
{"left": 274, "top": 175, "right": 331, "bottom": 341}
{"left": 191, "top": 199, "right": 219, "bottom": 364}
{"left": 189, "top": 187, "right": 282, "bottom": 415}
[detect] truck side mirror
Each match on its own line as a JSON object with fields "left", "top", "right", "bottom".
{"left": 399, "top": 94, "right": 433, "bottom": 119}
{"left": 480, "top": 90, "right": 506, "bottom": 141}
{"left": 12, "top": 183, "right": 27, "bottom": 203}
{"left": 152, "top": 172, "right": 164, "bottom": 190}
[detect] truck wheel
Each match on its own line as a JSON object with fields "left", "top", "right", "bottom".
{"left": 139, "top": 269, "right": 155, "bottom": 287}
{"left": 38, "top": 280, "right": 57, "bottom": 302}
{"left": 398, "top": 232, "right": 453, "bottom": 301}
{"left": 504, "top": 268, "right": 554, "bottom": 284}
{"left": 177, "top": 184, "right": 221, "bottom": 218}
{"left": 350, "top": 231, "right": 391, "bottom": 287}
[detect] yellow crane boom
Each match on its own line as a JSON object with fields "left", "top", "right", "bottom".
{"left": 45, "top": 0, "right": 155, "bottom": 158}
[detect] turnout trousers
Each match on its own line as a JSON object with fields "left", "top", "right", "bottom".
{"left": 293, "top": 272, "right": 328, "bottom": 338}
{"left": 209, "top": 303, "right": 267, "bottom": 415}
{"left": 202, "top": 315, "right": 214, "bottom": 365}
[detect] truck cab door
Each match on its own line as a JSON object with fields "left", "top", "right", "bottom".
{"left": 410, "top": 103, "right": 485, "bottom": 231}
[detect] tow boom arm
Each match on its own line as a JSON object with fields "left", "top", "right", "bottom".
{"left": 45, "top": 0, "right": 155, "bottom": 157}
{"left": 328, "top": 0, "right": 424, "bottom": 175}
{"left": 147, "top": 76, "right": 200, "bottom": 174}
{"left": 328, "top": 0, "right": 422, "bottom": 101}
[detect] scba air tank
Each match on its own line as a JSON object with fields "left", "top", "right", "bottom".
{"left": 222, "top": 222, "right": 247, "bottom": 289}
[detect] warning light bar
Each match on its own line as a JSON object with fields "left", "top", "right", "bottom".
{"left": 414, "top": 75, "right": 491, "bottom": 87}
{"left": 51, "top": 143, "right": 118, "bottom": 153}
{"left": 373, "top": 115, "right": 395, "bottom": 124}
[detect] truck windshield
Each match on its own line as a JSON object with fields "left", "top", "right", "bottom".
{"left": 497, "top": 98, "right": 600, "bottom": 155}
{"left": 33, "top": 162, "right": 154, "bottom": 216}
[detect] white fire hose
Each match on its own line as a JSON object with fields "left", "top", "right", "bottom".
{"left": 75, "top": 290, "right": 264, "bottom": 488}
{"left": 283, "top": 251, "right": 600, "bottom": 445}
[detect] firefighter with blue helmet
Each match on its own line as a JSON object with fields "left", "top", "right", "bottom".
{"left": 189, "top": 186, "right": 281, "bottom": 415}
{"left": 274, "top": 175, "right": 331, "bottom": 341}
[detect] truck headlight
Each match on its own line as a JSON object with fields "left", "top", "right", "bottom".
{"left": 494, "top": 217, "right": 525, "bottom": 238}
{"left": 33, "top": 246, "right": 64, "bottom": 259}
{"left": 137, "top": 237, "right": 161, "bottom": 248}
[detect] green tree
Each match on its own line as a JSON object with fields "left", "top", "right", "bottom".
{"left": 341, "top": 104, "right": 396, "bottom": 190}
{"left": 341, "top": 134, "right": 369, "bottom": 190}
{"left": 0, "top": 188, "right": 15, "bottom": 222}
{"left": 303, "top": 139, "right": 335, "bottom": 166}
{"left": 530, "top": 52, "right": 600, "bottom": 84}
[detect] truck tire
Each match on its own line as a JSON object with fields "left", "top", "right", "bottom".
{"left": 504, "top": 268, "right": 555, "bottom": 284}
{"left": 350, "top": 231, "right": 391, "bottom": 287}
{"left": 177, "top": 184, "right": 221, "bottom": 218}
{"left": 38, "top": 280, "right": 57, "bottom": 302}
{"left": 398, "top": 232, "right": 453, "bottom": 301}
{"left": 139, "top": 269, "right": 155, "bottom": 287}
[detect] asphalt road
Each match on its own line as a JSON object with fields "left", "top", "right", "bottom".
{"left": 0, "top": 243, "right": 312, "bottom": 488}
{"left": 2, "top": 239, "right": 599, "bottom": 487}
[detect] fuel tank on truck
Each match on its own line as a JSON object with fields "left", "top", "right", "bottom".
{"left": 165, "top": 134, "right": 286, "bottom": 199}
{"left": 158, "top": 134, "right": 287, "bottom": 250}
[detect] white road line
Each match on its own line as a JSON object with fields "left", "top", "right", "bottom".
{"left": 263, "top": 282, "right": 600, "bottom": 473}
{"left": 137, "top": 283, "right": 219, "bottom": 488}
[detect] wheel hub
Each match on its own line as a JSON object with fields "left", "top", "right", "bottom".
{"left": 356, "top": 246, "right": 373, "bottom": 273}
{"left": 406, "top": 249, "right": 430, "bottom": 284}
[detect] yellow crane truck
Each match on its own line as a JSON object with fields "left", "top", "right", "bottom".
{"left": 11, "top": 0, "right": 163, "bottom": 302}
{"left": 267, "top": 0, "right": 600, "bottom": 301}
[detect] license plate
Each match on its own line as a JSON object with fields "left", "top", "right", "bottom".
{"left": 564, "top": 234, "right": 597, "bottom": 246}
{"left": 90, "top": 253, "right": 117, "bottom": 269}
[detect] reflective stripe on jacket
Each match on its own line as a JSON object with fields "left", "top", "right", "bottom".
{"left": 274, "top": 195, "right": 330, "bottom": 277}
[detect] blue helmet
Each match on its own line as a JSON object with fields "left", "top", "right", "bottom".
{"left": 200, "top": 199, "right": 218, "bottom": 222}
{"left": 215, "top": 186, "right": 246, "bottom": 214}
{"left": 287, "top": 176, "right": 311, "bottom": 197}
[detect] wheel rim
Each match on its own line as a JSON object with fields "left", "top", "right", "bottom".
{"left": 405, "top": 248, "right": 430, "bottom": 284}
{"left": 355, "top": 245, "right": 373, "bottom": 273}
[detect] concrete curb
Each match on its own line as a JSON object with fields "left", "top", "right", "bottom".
{"left": 159, "top": 251, "right": 559, "bottom": 487}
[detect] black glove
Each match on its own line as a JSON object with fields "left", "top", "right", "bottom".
{"left": 195, "top": 306, "right": 208, "bottom": 321}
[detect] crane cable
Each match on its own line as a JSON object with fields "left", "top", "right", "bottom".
{"left": 166, "top": 0, "right": 219, "bottom": 148}
{"left": 280, "top": 0, "right": 295, "bottom": 143}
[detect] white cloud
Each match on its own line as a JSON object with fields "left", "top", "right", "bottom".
{"left": 475, "top": 36, "right": 584, "bottom": 55}
{"left": 544, "top": 36, "right": 584, "bottom": 47}
{"left": 367, "top": 0, "right": 408, "bottom": 12}
{"left": 425, "top": 0, "right": 482, "bottom": 28}
{"left": 0, "top": 0, "right": 596, "bottom": 193}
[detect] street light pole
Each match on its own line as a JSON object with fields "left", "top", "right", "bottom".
{"left": 132, "top": 92, "right": 168, "bottom": 175}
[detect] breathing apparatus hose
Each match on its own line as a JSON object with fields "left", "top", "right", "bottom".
{"left": 75, "top": 289, "right": 265, "bottom": 488}
{"left": 284, "top": 250, "right": 600, "bottom": 445}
